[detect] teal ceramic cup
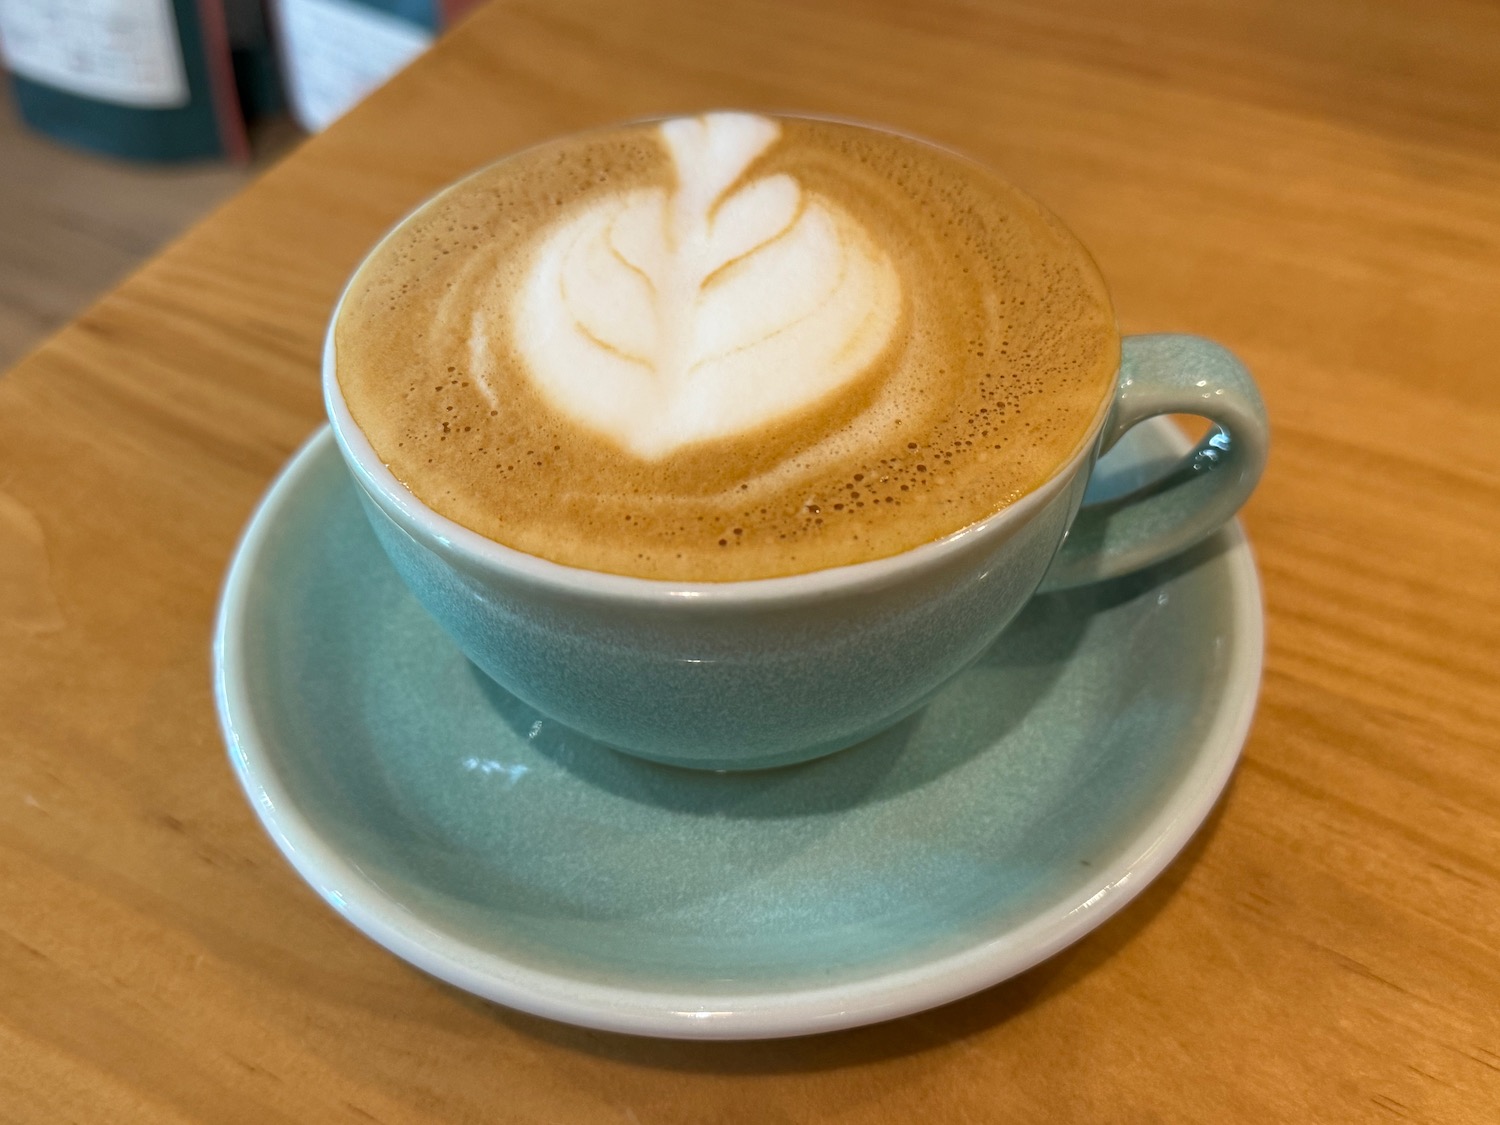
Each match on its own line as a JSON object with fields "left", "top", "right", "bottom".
{"left": 326, "top": 312, "right": 1266, "bottom": 770}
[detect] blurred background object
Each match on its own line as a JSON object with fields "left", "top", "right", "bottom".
{"left": 0, "top": 0, "right": 277, "bottom": 160}
{"left": 273, "top": 0, "right": 480, "bottom": 132}
{"left": 0, "top": 0, "right": 483, "bottom": 154}
{"left": 0, "top": 0, "right": 476, "bottom": 369}
{"left": 0, "top": 77, "right": 295, "bottom": 370}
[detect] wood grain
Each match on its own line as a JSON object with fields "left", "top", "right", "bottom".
{"left": 1, "top": 0, "right": 1497, "bottom": 1121}
{"left": 0, "top": 82, "right": 296, "bottom": 370}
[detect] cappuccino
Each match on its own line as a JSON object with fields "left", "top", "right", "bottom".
{"left": 335, "top": 113, "right": 1119, "bottom": 580}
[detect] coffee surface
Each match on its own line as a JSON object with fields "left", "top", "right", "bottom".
{"left": 335, "top": 113, "right": 1119, "bottom": 580}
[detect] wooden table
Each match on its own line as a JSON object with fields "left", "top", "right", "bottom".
{"left": 3, "top": 0, "right": 1497, "bottom": 1120}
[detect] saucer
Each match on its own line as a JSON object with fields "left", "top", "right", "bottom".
{"left": 214, "top": 418, "right": 1262, "bottom": 1039}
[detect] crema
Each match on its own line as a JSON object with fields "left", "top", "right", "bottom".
{"left": 334, "top": 113, "right": 1119, "bottom": 580}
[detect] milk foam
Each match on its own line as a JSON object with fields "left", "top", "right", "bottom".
{"left": 334, "top": 115, "right": 1120, "bottom": 581}
{"left": 506, "top": 113, "right": 901, "bottom": 458}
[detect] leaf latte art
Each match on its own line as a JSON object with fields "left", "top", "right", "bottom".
{"left": 508, "top": 113, "right": 901, "bottom": 459}
{"left": 335, "top": 114, "right": 1120, "bottom": 580}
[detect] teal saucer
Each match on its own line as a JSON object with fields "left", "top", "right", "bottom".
{"left": 214, "top": 419, "right": 1262, "bottom": 1039}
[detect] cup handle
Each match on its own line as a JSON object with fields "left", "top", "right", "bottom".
{"left": 1039, "top": 333, "right": 1269, "bottom": 591}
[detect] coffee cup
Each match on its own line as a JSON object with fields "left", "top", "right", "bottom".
{"left": 324, "top": 113, "right": 1268, "bottom": 770}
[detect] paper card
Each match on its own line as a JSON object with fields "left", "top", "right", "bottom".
{"left": 0, "top": 0, "right": 189, "bottom": 108}
{"left": 274, "top": 0, "right": 432, "bottom": 132}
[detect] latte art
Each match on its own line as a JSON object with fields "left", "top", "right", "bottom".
{"left": 506, "top": 113, "right": 901, "bottom": 458}
{"left": 335, "top": 115, "right": 1119, "bottom": 581}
